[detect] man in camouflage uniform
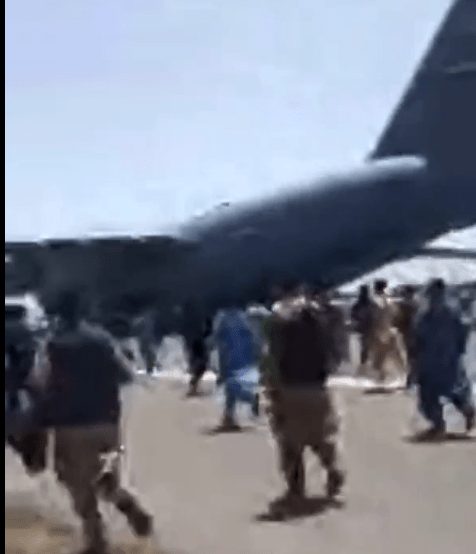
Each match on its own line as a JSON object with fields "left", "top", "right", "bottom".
{"left": 393, "top": 285, "right": 420, "bottom": 388}
{"left": 29, "top": 291, "right": 153, "bottom": 554}
{"left": 260, "top": 282, "right": 347, "bottom": 510}
{"left": 365, "top": 279, "right": 406, "bottom": 382}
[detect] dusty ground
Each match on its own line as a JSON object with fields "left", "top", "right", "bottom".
{"left": 5, "top": 370, "right": 476, "bottom": 554}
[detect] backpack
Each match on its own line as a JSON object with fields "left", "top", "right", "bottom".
{"left": 270, "top": 298, "right": 335, "bottom": 386}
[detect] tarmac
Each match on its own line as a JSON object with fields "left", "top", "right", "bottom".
{"left": 5, "top": 331, "right": 476, "bottom": 554}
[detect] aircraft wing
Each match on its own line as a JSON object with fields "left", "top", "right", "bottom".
{"left": 5, "top": 235, "right": 198, "bottom": 314}
{"left": 369, "top": 0, "right": 476, "bottom": 169}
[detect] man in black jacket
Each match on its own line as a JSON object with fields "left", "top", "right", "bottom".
{"left": 30, "top": 291, "right": 153, "bottom": 554}
{"left": 350, "top": 284, "right": 374, "bottom": 372}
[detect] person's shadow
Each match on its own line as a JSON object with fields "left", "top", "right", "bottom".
{"left": 182, "top": 388, "right": 215, "bottom": 399}
{"left": 201, "top": 423, "right": 257, "bottom": 436}
{"left": 404, "top": 430, "right": 476, "bottom": 444}
{"left": 254, "top": 494, "right": 345, "bottom": 523}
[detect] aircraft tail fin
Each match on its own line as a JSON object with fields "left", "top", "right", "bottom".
{"left": 369, "top": 0, "right": 476, "bottom": 176}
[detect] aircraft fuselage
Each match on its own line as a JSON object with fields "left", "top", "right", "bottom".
{"left": 5, "top": 155, "right": 476, "bottom": 326}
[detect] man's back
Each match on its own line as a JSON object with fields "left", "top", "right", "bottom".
{"left": 369, "top": 293, "right": 398, "bottom": 342}
{"left": 214, "top": 309, "right": 256, "bottom": 380}
{"left": 351, "top": 297, "right": 373, "bottom": 334}
{"left": 32, "top": 327, "right": 123, "bottom": 428}
{"left": 415, "top": 306, "right": 467, "bottom": 374}
{"left": 269, "top": 296, "right": 336, "bottom": 387}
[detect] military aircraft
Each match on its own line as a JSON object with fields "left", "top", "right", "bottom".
{"left": 5, "top": 0, "right": 476, "bottom": 333}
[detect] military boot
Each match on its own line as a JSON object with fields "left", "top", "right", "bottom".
{"left": 115, "top": 492, "right": 154, "bottom": 537}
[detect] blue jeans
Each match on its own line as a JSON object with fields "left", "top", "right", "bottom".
{"left": 418, "top": 374, "right": 474, "bottom": 428}
{"left": 223, "top": 367, "right": 257, "bottom": 419}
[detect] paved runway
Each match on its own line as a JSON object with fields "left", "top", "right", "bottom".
{"left": 5, "top": 366, "right": 476, "bottom": 554}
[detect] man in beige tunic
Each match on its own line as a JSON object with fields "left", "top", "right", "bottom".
{"left": 365, "top": 280, "right": 406, "bottom": 382}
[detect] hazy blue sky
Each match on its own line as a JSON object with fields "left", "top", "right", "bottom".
{"left": 5, "top": 0, "right": 453, "bottom": 241}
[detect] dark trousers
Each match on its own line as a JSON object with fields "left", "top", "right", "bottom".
{"left": 223, "top": 375, "right": 256, "bottom": 420}
{"left": 138, "top": 339, "right": 155, "bottom": 374}
{"left": 418, "top": 374, "right": 474, "bottom": 428}
{"left": 189, "top": 358, "right": 208, "bottom": 390}
{"left": 406, "top": 359, "right": 418, "bottom": 388}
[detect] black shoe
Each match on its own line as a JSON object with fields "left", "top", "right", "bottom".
{"left": 116, "top": 495, "right": 154, "bottom": 537}
{"left": 129, "top": 508, "right": 154, "bottom": 537}
{"left": 269, "top": 490, "right": 305, "bottom": 515}
{"left": 218, "top": 414, "right": 241, "bottom": 431}
{"left": 417, "top": 425, "right": 446, "bottom": 441}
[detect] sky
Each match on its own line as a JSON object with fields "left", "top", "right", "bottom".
{"left": 5, "top": 0, "right": 458, "bottom": 242}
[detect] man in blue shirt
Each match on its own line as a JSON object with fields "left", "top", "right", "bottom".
{"left": 213, "top": 308, "right": 261, "bottom": 429}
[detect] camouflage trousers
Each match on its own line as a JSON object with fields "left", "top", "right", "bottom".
{"left": 54, "top": 422, "right": 152, "bottom": 552}
{"left": 364, "top": 330, "right": 407, "bottom": 381}
{"left": 264, "top": 384, "right": 345, "bottom": 497}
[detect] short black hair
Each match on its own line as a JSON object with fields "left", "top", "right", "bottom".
{"left": 402, "top": 284, "right": 417, "bottom": 296}
{"left": 374, "top": 279, "right": 388, "bottom": 293}
{"left": 427, "top": 278, "right": 446, "bottom": 297}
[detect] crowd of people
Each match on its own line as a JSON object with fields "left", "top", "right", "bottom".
{"left": 4, "top": 276, "right": 476, "bottom": 553}
{"left": 349, "top": 278, "right": 475, "bottom": 438}
{"left": 187, "top": 277, "right": 474, "bottom": 432}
